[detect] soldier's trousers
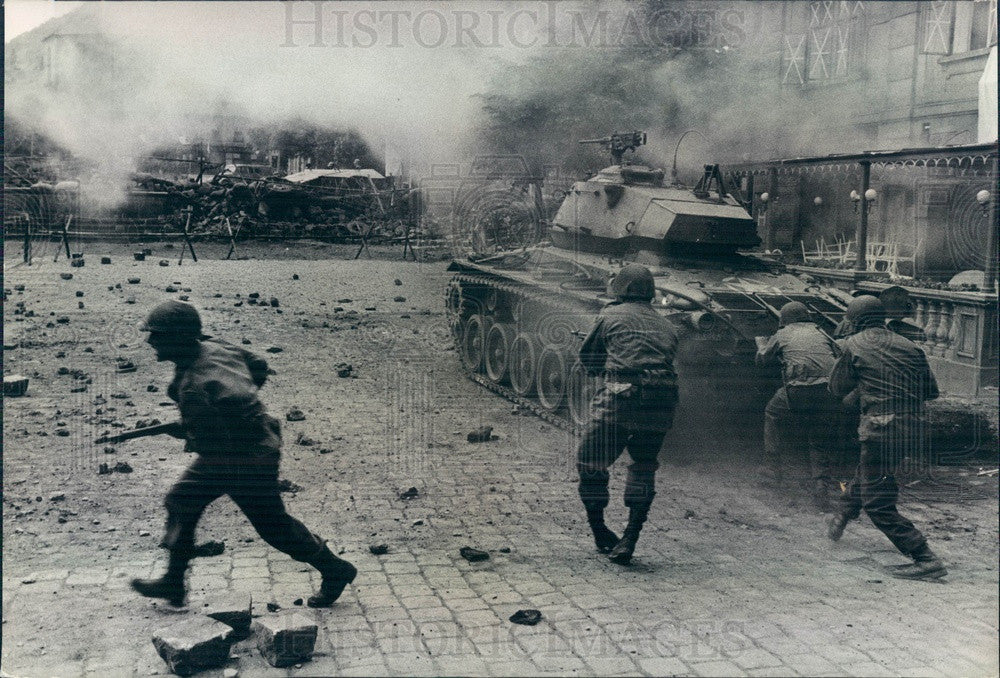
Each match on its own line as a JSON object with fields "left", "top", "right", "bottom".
{"left": 161, "top": 453, "right": 323, "bottom": 562}
{"left": 838, "top": 412, "right": 928, "bottom": 556}
{"left": 577, "top": 384, "right": 677, "bottom": 510}
{"left": 763, "top": 384, "right": 840, "bottom": 482}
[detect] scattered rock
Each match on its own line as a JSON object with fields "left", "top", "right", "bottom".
{"left": 467, "top": 426, "right": 494, "bottom": 443}
{"left": 203, "top": 593, "right": 252, "bottom": 637}
{"left": 14, "top": 284, "right": 26, "bottom": 291}
{"left": 683, "top": 509, "right": 696, "bottom": 519}
{"left": 337, "top": 298, "right": 352, "bottom": 304}
{"left": 509, "top": 609, "right": 542, "bottom": 626}
{"left": 499, "top": 547, "right": 511, "bottom": 553}
{"left": 223, "top": 669, "right": 239, "bottom": 678}
{"left": 295, "top": 433, "right": 316, "bottom": 447}
{"left": 369, "top": 544, "right": 389, "bottom": 555}
{"left": 394, "top": 279, "right": 402, "bottom": 286}
{"left": 134, "top": 252, "right": 146, "bottom": 261}
{"left": 265, "top": 602, "right": 281, "bottom": 613}
{"left": 255, "top": 612, "right": 318, "bottom": 668}
{"left": 399, "top": 487, "right": 419, "bottom": 500}
{"left": 49, "top": 493, "right": 65, "bottom": 502}
{"left": 285, "top": 408, "right": 306, "bottom": 422}
{"left": 270, "top": 298, "right": 280, "bottom": 308}
{"left": 266, "top": 347, "right": 284, "bottom": 354}
{"left": 116, "top": 359, "right": 137, "bottom": 374}
{"left": 3, "top": 375, "right": 29, "bottom": 397}
{"left": 249, "top": 292, "right": 261, "bottom": 299}
{"left": 127, "top": 278, "right": 141, "bottom": 284}
{"left": 292, "top": 274, "right": 300, "bottom": 280}
{"left": 75, "top": 291, "right": 84, "bottom": 297}
{"left": 179, "top": 295, "right": 190, "bottom": 302}
{"left": 318, "top": 448, "right": 333, "bottom": 455}
{"left": 151, "top": 617, "right": 235, "bottom": 677}
{"left": 412, "top": 519, "right": 424, "bottom": 526}
{"left": 101, "top": 257, "right": 112, "bottom": 264}
{"left": 159, "top": 260, "right": 170, "bottom": 267}
{"left": 459, "top": 546, "right": 489, "bottom": 562}
{"left": 60, "top": 273, "right": 73, "bottom": 280}
{"left": 277, "top": 479, "right": 302, "bottom": 493}
{"left": 292, "top": 598, "right": 303, "bottom": 606}
{"left": 126, "top": 297, "right": 136, "bottom": 304}
{"left": 99, "top": 461, "right": 133, "bottom": 475}
{"left": 148, "top": 384, "right": 160, "bottom": 392}
{"left": 334, "top": 363, "right": 353, "bottom": 378}
{"left": 165, "top": 286, "right": 178, "bottom": 293}
{"left": 393, "top": 296, "right": 406, "bottom": 302}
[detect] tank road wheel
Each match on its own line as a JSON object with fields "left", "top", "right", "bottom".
{"left": 567, "top": 361, "right": 600, "bottom": 428}
{"left": 484, "top": 287, "right": 499, "bottom": 314}
{"left": 536, "top": 346, "right": 568, "bottom": 412}
{"left": 484, "top": 323, "right": 513, "bottom": 384}
{"left": 460, "top": 314, "right": 487, "bottom": 373}
{"left": 509, "top": 333, "right": 538, "bottom": 397}
{"left": 445, "top": 281, "right": 463, "bottom": 341}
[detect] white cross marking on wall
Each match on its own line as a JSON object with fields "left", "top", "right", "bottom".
{"left": 810, "top": 27, "right": 832, "bottom": 79}
{"left": 924, "top": 1, "right": 951, "bottom": 53}
{"left": 810, "top": 2, "right": 823, "bottom": 27}
{"left": 784, "top": 35, "right": 806, "bottom": 84}
{"left": 836, "top": 25, "right": 850, "bottom": 75}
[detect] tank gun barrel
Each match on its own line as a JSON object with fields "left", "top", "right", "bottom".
{"left": 579, "top": 131, "right": 647, "bottom": 165}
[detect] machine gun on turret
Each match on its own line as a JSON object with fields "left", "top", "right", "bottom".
{"left": 579, "top": 131, "right": 647, "bottom": 165}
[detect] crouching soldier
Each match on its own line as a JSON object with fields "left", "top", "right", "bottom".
{"left": 131, "top": 301, "right": 357, "bottom": 607}
{"left": 755, "top": 301, "right": 841, "bottom": 510}
{"left": 577, "top": 264, "right": 679, "bottom": 565}
{"left": 827, "top": 296, "right": 946, "bottom": 580}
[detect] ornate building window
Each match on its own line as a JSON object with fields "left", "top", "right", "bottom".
{"left": 926, "top": 0, "right": 997, "bottom": 55}
{"left": 783, "top": 1, "right": 864, "bottom": 85}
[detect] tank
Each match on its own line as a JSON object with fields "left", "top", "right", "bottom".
{"left": 445, "top": 132, "right": 850, "bottom": 454}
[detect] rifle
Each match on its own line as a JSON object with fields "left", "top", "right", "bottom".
{"left": 95, "top": 421, "right": 183, "bottom": 445}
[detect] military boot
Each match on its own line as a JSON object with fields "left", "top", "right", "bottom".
{"left": 826, "top": 512, "right": 850, "bottom": 541}
{"left": 585, "top": 507, "right": 619, "bottom": 554}
{"left": 306, "top": 545, "right": 358, "bottom": 608}
{"left": 890, "top": 545, "right": 947, "bottom": 581}
{"left": 608, "top": 504, "right": 651, "bottom": 566}
{"left": 131, "top": 551, "right": 189, "bottom": 607}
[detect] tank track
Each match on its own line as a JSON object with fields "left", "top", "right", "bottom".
{"left": 446, "top": 271, "right": 601, "bottom": 433}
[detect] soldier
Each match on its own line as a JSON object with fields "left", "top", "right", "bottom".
{"left": 879, "top": 285, "right": 927, "bottom": 343}
{"left": 826, "top": 296, "right": 946, "bottom": 580}
{"left": 577, "top": 264, "right": 679, "bottom": 565}
{"left": 130, "top": 301, "right": 357, "bottom": 607}
{"left": 755, "top": 301, "right": 841, "bottom": 509}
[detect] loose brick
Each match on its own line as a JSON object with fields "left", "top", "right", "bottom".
{"left": 151, "top": 617, "right": 234, "bottom": 676}
{"left": 254, "top": 612, "right": 318, "bottom": 668}
{"left": 202, "top": 593, "right": 253, "bottom": 636}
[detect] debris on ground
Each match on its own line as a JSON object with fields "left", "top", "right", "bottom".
{"left": 335, "top": 362, "right": 353, "bottom": 378}
{"left": 467, "top": 426, "right": 494, "bottom": 443}
{"left": 266, "top": 346, "right": 284, "bottom": 354}
{"left": 98, "top": 461, "right": 133, "bottom": 475}
{"left": 295, "top": 433, "right": 316, "bottom": 446}
{"left": 285, "top": 408, "right": 306, "bottom": 422}
{"left": 255, "top": 612, "right": 318, "bottom": 668}
{"left": 4, "top": 375, "right": 30, "bottom": 397}
{"left": 152, "top": 617, "right": 235, "bottom": 677}
{"left": 369, "top": 544, "right": 389, "bottom": 555}
{"left": 266, "top": 602, "right": 281, "bottom": 612}
{"left": 277, "top": 479, "right": 302, "bottom": 493}
{"left": 509, "top": 609, "right": 542, "bottom": 626}
{"left": 116, "top": 359, "right": 137, "bottom": 374}
{"left": 399, "top": 487, "right": 419, "bottom": 500}
{"left": 203, "top": 593, "right": 252, "bottom": 637}
{"left": 459, "top": 546, "right": 490, "bottom": 562}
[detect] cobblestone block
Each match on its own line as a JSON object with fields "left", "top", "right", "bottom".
{"left": 202, "top": 592, "right": 253, "bottom": 636}
{"left": 254, "top": 612, "right": 318, "bottom": 668}
{"left": 638, "top": 655, "right": 690, "bottom": 676}
{"left": 151, "top": 617, "right": 235, "bottom": 677}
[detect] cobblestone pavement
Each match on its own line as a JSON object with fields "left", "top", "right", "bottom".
{"left": 3, "top": 256, "right": 998, "bottom": 677}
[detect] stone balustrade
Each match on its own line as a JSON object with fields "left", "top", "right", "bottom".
{"left": 790, "top": 265, "right": 998, "bottom": 395}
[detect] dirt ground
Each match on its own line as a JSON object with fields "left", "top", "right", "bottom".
{"left": 3, "top": 241, "right": 998, "bottom": 677}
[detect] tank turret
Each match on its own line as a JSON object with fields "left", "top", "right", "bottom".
{"left": 552, "top": 132, "right": 760, "bottom": 257}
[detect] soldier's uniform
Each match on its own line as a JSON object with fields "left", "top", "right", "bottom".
{"left": 756, "top": 302, "right": 841, "bottom": 508}
{"left": 132, "top": 302, "right": 356, "bottom": 607}
{"left": 827, "top": 296, "right": 946, "bottom": 580}
{"left": 577, "top": 264, "right": 679, "bottom": 565}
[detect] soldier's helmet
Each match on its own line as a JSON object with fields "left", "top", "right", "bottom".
{"left": 141, "top": 301, "right": 202, "bottom": 337}
{"left": 879, "top": 285, "right": 912, "bottom": 318}
{"left": 844, "top": 295, "right": 886, "bottom": 332}
{"left": 778, "top": 301, "right": 811, "bottom": 327}
{"left": 608, "top": 264, "right": 655, "bottom": 302}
